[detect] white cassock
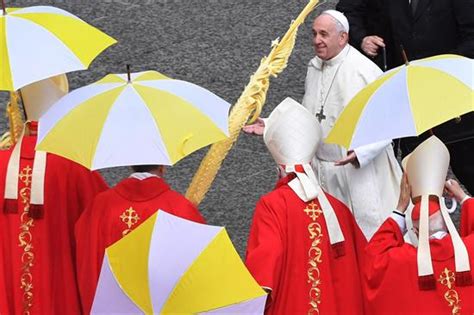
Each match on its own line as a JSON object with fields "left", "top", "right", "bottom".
{"left": 302, "top": 44, "right": 402, "bottom": 240}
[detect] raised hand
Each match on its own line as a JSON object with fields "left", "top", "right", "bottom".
{"left": 242, "top": 117, "right": 266, "bottom": 136}
{"left": 361, "top": 35, "right": 385, "bottom": 57}
{"left": 334, "top": 150, "right": 359, "bottom": 167}
{"left": 444, "top": 179, "right": 467, "bottom": 204}
{"left": 396, "top": 173, "right": 411, "bottom": 213}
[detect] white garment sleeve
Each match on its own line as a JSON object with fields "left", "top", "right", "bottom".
{"left": 353, "top": 139, "right": 392, "bottom": 168}
{"left": 391, "top": 210, "right": 407, "bottom": 235}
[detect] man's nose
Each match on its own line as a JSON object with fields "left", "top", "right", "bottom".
{"left": 313, "top": 35, "right": 321, "bottom": 45}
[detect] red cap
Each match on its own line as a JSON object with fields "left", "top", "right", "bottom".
{"left": 411, "top": 199, "right": 440, "bottom": 221}
{"left": 28, "top": 121, "right": 38, "bottom": 133}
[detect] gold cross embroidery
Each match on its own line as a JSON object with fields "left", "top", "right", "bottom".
{"left": 19, "top": 165, "right": 32, "bottom": 186}
{"left": 304, "top": 200, "right": 323, "bottom": 314}
{"left": 439, "top": 268, "right": 456, "bottom": 289}
{"left": 120, "top": 207, "right": 140, "bottom": 236}
{"left": 438, "top": 268, "right": 461, "bottom": 315}
{"left": 304, "top": 201, "right": 322, "bottom": 221}
{"left": 18, "top": 165, "right": 35, "bottom": 314}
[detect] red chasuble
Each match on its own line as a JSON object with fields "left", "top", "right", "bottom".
{"left": 245, "top": 175, "right": 367, "bottom": 315}
{"left": 461, "top": 198, "right": 474, "bottom": 237}
{"left": 364, "top": 199, "right": 474, "bottom": 315}
{"left": 75, "top": 176, "right": 205, "bottom": 314}
{"left": 0, "top": 135, "right": 108, "bottom": 315}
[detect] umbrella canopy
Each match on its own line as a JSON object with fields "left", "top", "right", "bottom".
{"left": 325, "top": 54, "right": 474, "bottom": 149}
{"left": 0, "top": 5, "right": 116, "bottom": 91}
{"left": 92, "top": 210, "right": 267, "bottom": 314}
{"left": 37, "top": 70, "right": 230, "bottom": 170}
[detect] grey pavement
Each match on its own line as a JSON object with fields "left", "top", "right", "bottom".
{"left": 1, "top": 0, "right": 462, "bottom": 257}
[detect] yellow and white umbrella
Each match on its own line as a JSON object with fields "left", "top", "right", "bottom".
{"left": 0, "top": 4, "right": 116, "bottom": 91}
{"left": 37, "top": 70, "right": 230, "bottom": 170}
{"left": 92, "top": 211, "right": 267, "bottom": 314}
{"left": 326, "top": 54, "right": 474, "bottom": 149}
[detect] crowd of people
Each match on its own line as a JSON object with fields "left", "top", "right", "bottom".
{"left": 0, "top": 4, "right": 472, "bottom": 315}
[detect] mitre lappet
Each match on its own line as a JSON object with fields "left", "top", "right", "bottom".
{"left": 403, "top": 135, "right": 472, "bottom": 290}
{"left": 263, "top": 97, "right": 345, "bottom": 252}
{"left": 3, "top": 74, "right": 69, "bottom": 219}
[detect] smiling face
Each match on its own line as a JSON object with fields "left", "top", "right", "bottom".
{"left": 312, "top": 14, "right": 348, "bottom": 60}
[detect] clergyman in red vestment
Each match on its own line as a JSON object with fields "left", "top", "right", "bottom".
{"left": 364, "top": 136, "right": 474, "bottom": 315}
{"left": 245, "top": 97, "right": 367, "bottom": 314}
{"left": 75, "top": 164, "right": 206, "bottom": 314}
{"left": 0, "top": 75, "right": 108, "bottom": 315}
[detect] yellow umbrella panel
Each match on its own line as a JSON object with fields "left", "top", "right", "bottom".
{"left": 92, "top": 211, "right": 267, "bottom": 314}
{"left": 37, "top": 71, "right": 230, "bottom": 170}
{"left": 325, "top": 54, "right": 474, "bottom": 150}
{"left": 0, "top": 5, "right": 116, "bottom": 90}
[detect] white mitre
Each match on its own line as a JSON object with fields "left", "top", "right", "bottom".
{"left": 3, "top": 74, "right": 69, "bottom": 218}
{"left": 20, "top": 74, "right": 68, "bottom": 121}
{"left": 264, "top": 97, "right": 344, "bottom": 247}
{"left": 404, "top": 136, "right": 471, "bottom": 289}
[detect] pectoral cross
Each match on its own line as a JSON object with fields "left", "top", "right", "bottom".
{"left": 315, "top": 106, "right": 326, "bottom": 122}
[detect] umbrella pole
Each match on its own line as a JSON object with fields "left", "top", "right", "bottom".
{"left": 400, "top": 45, "right": 410, "bottom": 66}
{"left": 126, "top": 64, "right": 131, "bottom": 83}
{"left": 1, "top": 0, "right": 6, "bottom": 15}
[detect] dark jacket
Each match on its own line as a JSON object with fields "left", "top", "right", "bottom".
{"left": 337, "top": 0, "right": 474, "bottom": 68}
{"left": 336, "top": 0, "right": 394, "bottom": 69}
{"left": 384, "top": 0, "right": 474, "bottom": 67}
{"left": 337, "top": 0, "right": 474, "bottom": 144}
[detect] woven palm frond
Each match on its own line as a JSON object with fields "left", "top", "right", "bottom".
{"left": 0, "top": 92, "right": 24, "bottom": 150}
{"left": 186, "top": 0, "right": 320, "bottom": 206}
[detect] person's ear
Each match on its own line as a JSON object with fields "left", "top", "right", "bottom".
{"left": 158, "top": 165, "right": 166, "bottom": 177}
{"left": 340, "top": 32, "right": 349, "bottom": 45}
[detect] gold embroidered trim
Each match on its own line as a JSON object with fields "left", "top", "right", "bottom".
{"left": 304, "top": 201, "right": 323, "bottom": 315}
{"left": 120, "top": 207, "right": 140, "bottom": 236}
{"left": 438, "top": 268, "right": 461, "bottom": 315}
{"left": 18, "top": 165, "right": 34, "bottom": 315}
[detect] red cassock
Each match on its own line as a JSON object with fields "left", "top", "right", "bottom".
{"left": 75, "top": 176, "right": 205, "bottom": 314}
{"left": 364, "top": 198, "right": 474, "bottom": 315}
{"left": 461, "top": 199, "right": 474, "bottom": 237}
{"left": 0, "top": 135, "right": 108, "bottom": 315}
{"left": 245, "top": 175, "right": 368, "bottom": 315}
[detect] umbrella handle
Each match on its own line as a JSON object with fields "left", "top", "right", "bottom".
{"left": 382, "top": 46, "right": 387, "bottom": 71}
{"left": 126, "top": 64, "right": 132, "bottom": 83}
{"left": 400, "top": 45, "right": 410, "bottom": 66}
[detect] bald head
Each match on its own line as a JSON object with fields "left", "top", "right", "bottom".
{"left": 312, "top": 13, "right": 349, "bottom": 60}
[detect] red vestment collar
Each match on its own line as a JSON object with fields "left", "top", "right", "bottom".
{"left": 18, "top": 135, "right": 37, "bottom": 160}
{"left": 274, "top": 173, "right": 296, "bottom": 189}
{"left": 113, "top": 177, "right": 171, "bottom": 202}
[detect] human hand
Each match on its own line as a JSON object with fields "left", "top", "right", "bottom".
{"left": 242, "top": 117, "right": 265, "bottom": 136}
{"left": 444, "top": 179, "right": 467, "bottom": 204}
{"left": 334, "top": 150, "right": 359, "bottom": 167}
{"left": 361, "top": 35, "right": 385, "bottom": 57}
{"left": 396, "top": 173, "right": 411, "bottom": 213}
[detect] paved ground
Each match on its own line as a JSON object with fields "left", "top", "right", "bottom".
{"left": 1, "top": 0, "right": 461, "bottom": 257}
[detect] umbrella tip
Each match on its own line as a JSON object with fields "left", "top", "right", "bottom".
{"left": 126, "top": 64, "right": 131, "bottom": 83}
{"left": 1, "top": 0, "right": 6, "bottom": 15}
